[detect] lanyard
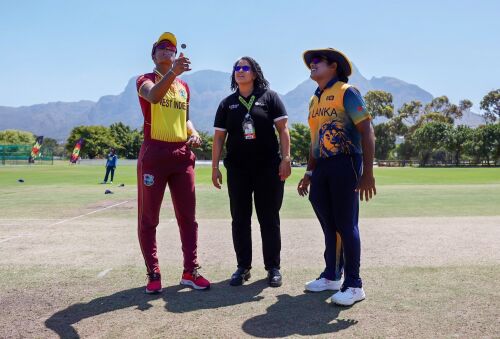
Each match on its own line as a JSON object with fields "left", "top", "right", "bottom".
{"left": 238, "top": 95, "right": 255, "bottom": 114}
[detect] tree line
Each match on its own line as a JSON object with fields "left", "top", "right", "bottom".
{"left": 364, "top": 88, "right": 499, "bottom": 166}
{"left": 1, "top": 89, "right": 499, "bottom": 165}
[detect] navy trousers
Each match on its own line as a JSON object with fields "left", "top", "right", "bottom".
{"left": 104, "top": 166, "right": 115, "bottom": 182}
{"left": 309, "top": 154, "right": 362, "bottom": 288}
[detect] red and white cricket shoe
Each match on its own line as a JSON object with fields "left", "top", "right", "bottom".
{"left": 180, "top": 268, "right": 210, "bottom": 290}
{"left": 145, "top": 272, "right": 162, "bottom": 294}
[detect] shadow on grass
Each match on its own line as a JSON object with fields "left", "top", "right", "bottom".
{"left": 45, "top": 280, "right": 356, "bottom": 338}
{"left": 242, "top": 292, "right": 357, "bottom": 337}
{"left": 162, "top": 278, "right": 267, "bottom": 313}
{"left": 44, "top": 280, "right": 266, "bottom": 338}
{"left": 44, "top": 287, "right": 159, "bottom": 338}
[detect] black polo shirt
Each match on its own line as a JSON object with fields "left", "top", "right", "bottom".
{"left": 214, "top": 89, "right": 288, "bottom": 169}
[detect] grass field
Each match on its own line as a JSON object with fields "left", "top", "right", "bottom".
{"left": 1, "top": 163, "right": 500, "bottom": 219}
{"left": 0, "top": 162, "right": 499, "bottom": 338}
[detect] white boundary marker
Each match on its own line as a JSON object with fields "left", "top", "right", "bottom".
{"left": 46, "top": 200, "right": 129, "bottom": 227}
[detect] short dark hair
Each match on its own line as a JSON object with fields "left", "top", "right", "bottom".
{"left": 327, "top": 59, "right": 349, "bottom": 83}
{"left": 336, "top": 67, "right": 349, "bottom": 83}
{"left": 230, "top": 56, "right": 270, "bottom": 92}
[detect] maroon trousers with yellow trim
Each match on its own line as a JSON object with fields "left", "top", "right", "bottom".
{"left": 137, "top": 140, "right": 199, "bottom": 274}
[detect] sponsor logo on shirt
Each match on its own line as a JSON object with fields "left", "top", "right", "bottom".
{"left": 254, "top": 101, "right": 265, "bottom": 106}
{"left": 326, "top": 95, "right": 335, "bottom": 101}
{"left": 229, "top": 104, "right": 239, "bottom": 110}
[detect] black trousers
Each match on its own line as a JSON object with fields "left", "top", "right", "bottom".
{"left": 226, "top": 165, "right": 284, "bottom": 270}
{"left": 104, "top": 166, "right": 115, "bottom": 182}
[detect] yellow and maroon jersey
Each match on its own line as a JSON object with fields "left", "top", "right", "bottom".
{"left": 136, "top": 71, "right": 190, "bottom": 142}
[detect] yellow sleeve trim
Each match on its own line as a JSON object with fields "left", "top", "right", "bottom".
{"left": 353, "top": 114, "right": 372, "bottom": 125}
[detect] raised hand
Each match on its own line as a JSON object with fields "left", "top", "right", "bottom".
{"left": 172, "top": 52, "right": 191, "bottom": 75}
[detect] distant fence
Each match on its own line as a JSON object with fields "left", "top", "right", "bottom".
{"left": 377, "top": 160, "right": 419, "bottom": 167}
{"left": 0, "top": 144, "right": 53, "bottom": 165}
{"left": 377, "top": 160, "right": 499, "bottom": 167}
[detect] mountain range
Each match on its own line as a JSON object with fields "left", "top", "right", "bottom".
{"left": 0, "top": 66, "right": 485, "bottom": 141}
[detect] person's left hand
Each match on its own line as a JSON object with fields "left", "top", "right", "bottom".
{"left": 356, "top": 174, "right": 376, "bottom": 201}
{"left": 297, "top": 174, "right": 311, "bottom": 196}
{"left": 186, "top": 134, "right": 202, "bottom": 148}
{"left": 279, "top": 158, "right": 291, "bottom": 181}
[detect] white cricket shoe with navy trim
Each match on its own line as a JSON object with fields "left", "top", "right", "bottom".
{"left": 305, "top": 277, "right": 343, "bottom": 292}
{"left": 331, "top": 287, "right": 365, "bottom": 306}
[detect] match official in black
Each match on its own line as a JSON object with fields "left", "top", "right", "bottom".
{"left": 211, "top": 56, "right": 291, "bottom": 288}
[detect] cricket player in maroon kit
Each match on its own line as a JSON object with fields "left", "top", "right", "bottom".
{"left": 136, "top": 32, "right": 210, "bottom": 293}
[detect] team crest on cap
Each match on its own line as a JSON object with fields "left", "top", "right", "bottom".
{"left": 179, "top": 89, "right": 187, "bottom": 99}
{"left": 143, "top": 174, "right": 155, "bottom": 186}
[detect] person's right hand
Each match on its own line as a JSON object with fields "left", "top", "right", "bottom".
{"left": 172, "top": 53, "right": 191, "bottom": 76}
{"left": 212, "top": 168, "right": 223, "bottom": 189}
{"left": 297, "top": 175, "right": 311, "bottom": 197}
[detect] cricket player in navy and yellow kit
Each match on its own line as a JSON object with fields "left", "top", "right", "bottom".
{"left": 297, "top": 48, "right": 376, "bottom": 306}
{"left": 136, "top": 32, "right": 210, "bottom": 293}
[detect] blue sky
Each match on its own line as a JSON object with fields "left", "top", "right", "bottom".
{"left": 0, "top": 0, "right": 499, "bottom": 112}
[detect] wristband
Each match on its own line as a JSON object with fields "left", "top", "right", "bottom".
{"left": 304, "top": 170, "right": 313, "bottom": 177}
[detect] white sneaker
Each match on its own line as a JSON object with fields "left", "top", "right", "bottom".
{"left": 331, "top": 287, "right": 365, "bottom": 306}
{"left": 305, "top": 277, "right": 343, "bottom": 292}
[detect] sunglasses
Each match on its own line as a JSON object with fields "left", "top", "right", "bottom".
{"left": 311, "top": 57, "right": 328, "bottom": 65}
{"left": 155, "top": 41, "right": 177, "bottom": 52}
{"left": 234, "top": 65, "right": 251, "bottom": 72}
